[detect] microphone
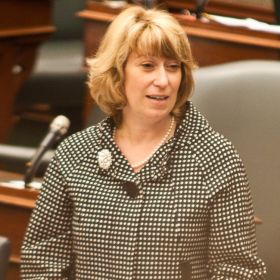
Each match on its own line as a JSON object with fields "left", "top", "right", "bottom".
{"left": 123, "top": 182, "right": 139, "bottom": 198}
{"left": 24, "top": 115, "right": 70, "bottom": 187}
{"left": 195, "top": 0, "right": 208, "bottom": 18}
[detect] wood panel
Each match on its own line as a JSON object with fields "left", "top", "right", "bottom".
{"left": 77, "top": 1, "right": 280, "bottom": 65}
{"left": 0, "top": 171, "right": 39, "bottom": 280}
{"left": 163, "top": 0, "right": 276, "bottom": 23}
{"left": 0, "top": 0, "right": 55, "bottom": 143}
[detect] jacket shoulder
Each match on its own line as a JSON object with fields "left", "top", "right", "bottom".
{"left": 53, "top": 125, "right": 100, "bottom": 175}
{"left": 194, "top": 126, "right": 247, "bottom": 194}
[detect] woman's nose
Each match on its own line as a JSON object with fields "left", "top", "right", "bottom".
{"left": 153, "top": 67, "right": 169, "bottom": 87}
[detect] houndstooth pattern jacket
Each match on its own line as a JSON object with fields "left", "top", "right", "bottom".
{"left": 21, "top": 102, "right": 266, "bottom": 279}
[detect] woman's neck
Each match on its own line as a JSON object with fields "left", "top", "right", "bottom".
{"left": 114, "top": 114, "right": 176, "bottom": 172}
{"left": 117, "top": 115, "right": 173, "bottom": 144}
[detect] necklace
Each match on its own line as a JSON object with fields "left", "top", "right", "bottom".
{"left": 113, "top": 116, "right": 175, "bottom": 169}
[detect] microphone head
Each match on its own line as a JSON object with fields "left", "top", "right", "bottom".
{"left": 50, "top": 115, "right": 71, "bottom": 135}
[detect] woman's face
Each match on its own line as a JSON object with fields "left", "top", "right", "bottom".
{"left": 123, "top": 52, "right": 182, "bottom": 123}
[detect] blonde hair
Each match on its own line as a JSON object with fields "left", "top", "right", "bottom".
{"left": 87, "top": 6, "right": 196, "bottom": 124}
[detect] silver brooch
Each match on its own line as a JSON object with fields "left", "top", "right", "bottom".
{"left": 97, "top": 149, "right": 112, "bottom": 170}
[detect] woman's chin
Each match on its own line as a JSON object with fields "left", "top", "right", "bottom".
{"left": 141, "top": 109, "right": 173, "bottom": 123}
{"left": 123, "top": 106, "right": 173, "bottom": 123}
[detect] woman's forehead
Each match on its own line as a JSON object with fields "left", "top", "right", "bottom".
{"left": 128, "top": 29, "right": 181, "bottom": 58}
{"left": 128, "top": 51, "right": 180, "bottom": 61}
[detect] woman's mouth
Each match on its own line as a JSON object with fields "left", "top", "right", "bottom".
{"left": 146, "top": 95, "right": 168, "bottom": 101}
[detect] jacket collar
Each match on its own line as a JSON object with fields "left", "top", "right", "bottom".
{"left": 93, "top": 101, "right": 209, "bottom": 183}
{"left": 174, "top": 101, "right": 209, "bottom": 149}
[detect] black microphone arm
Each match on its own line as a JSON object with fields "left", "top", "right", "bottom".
{"left": 24, "top": 115, "right": 70, "bottom": 187}
{"left": 195, "top": 0, "right": 208, "bottom": 18}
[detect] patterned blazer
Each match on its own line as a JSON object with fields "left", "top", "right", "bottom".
{"left": 21, "top": 102, "right": 266, "bottom": 279}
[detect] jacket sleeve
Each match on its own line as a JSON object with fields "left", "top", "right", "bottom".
{"left": 21, "top": 154, "right": 74, "bottom": 279}
{"left": 207, "top": 151, "right": 266, "bottom": 280}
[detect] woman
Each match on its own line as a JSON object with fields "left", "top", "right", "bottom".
{"left": 21, "top": 6, "right": 266, "bottom": 280}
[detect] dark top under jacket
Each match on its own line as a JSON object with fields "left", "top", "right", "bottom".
{"left": 21, "top": 102, "right": 266, "bottom": 279}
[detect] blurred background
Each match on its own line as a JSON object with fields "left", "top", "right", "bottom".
{"left": 0, "top": 0, "right": 279, "bottom": 279}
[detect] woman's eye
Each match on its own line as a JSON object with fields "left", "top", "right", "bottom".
{"left": 167, "top": 63, "right": 180, "bottom": 71}
{"left": 141, "top": 63, "right": 154, "bottom": 69}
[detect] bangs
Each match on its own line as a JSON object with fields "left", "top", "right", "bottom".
{"left": 128, "top": 23, "right": 183, "bottom": 60}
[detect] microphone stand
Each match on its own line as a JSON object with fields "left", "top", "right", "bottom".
{"left": 195, "top": 0, "right": 208, "bottom": 19}
{"left": 24, "top": 131, "right": 62, "bottom": 187}
{"left": 24, "top": 115, "right": 70, "bottom": 188}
